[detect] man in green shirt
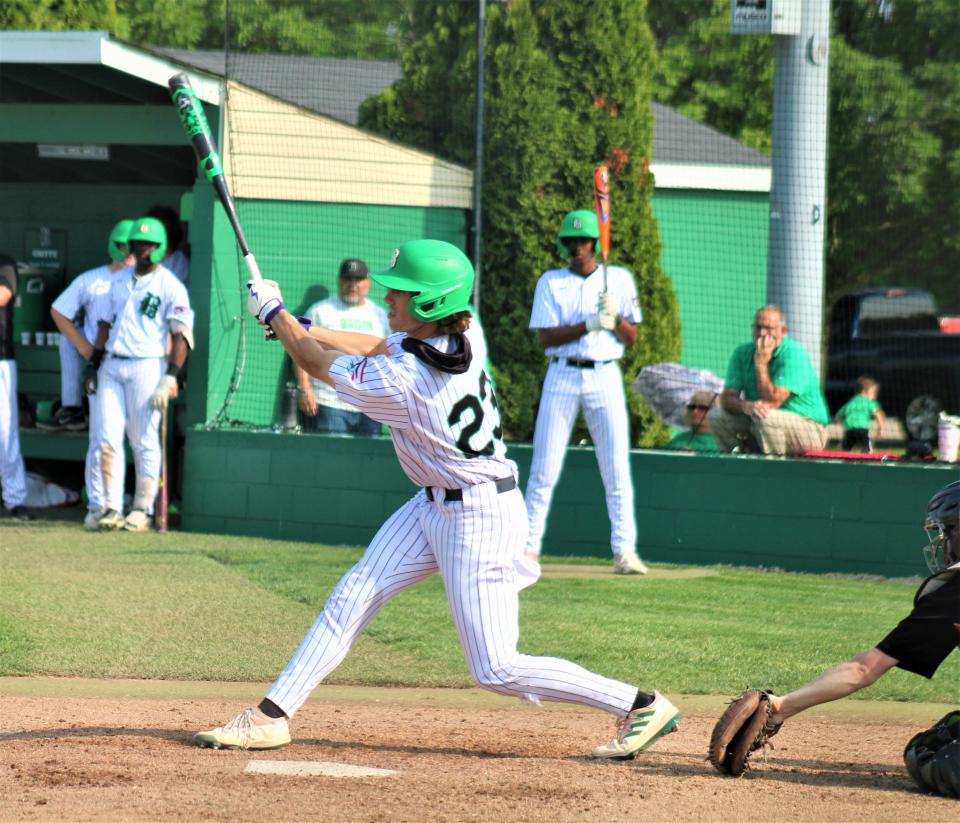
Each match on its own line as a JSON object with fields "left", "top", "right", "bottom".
{"left": 710, "top": 305, "right": 829, "bottom": 455}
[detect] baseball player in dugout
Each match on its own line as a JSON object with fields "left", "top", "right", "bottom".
{"left": 525, "top": 209, "right": 647, "bottom": 575}
{"left": 48, "top": 222, "right": 136, "bottom": 530}
{"left": 709, "top": 304, "right": 829, "bottom": 455}
{"left": 0, "top": 255, "right": 32, "bottom": 521}
{"left": 86, "top": 217, "right": 194, "bottom": 532}
{"left": 710, "top": 481, "right": 960, "bottom": 796}
{"left": 293, "top": 258, "right": 389, "bottom": 435}
{"left": 196, "top": 239, "right": 681, "bottom": 757}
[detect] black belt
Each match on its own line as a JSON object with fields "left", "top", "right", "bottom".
{"left": 425, "top": 476, "right": 516, "bottom": 502}
{"left": 552, "top": 357, "right": 611, "bottom": 369}
{"left": 109, "top": 353, "right": 133, "bottom": 360}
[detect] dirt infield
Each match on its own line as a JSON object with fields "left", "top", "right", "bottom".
{"left": 1, "top": 679, "right": 955, "bottom": 822}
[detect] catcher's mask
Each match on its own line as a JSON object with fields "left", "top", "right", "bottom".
{"left": 922, "top": 480, "right": 960, "bottom": 574}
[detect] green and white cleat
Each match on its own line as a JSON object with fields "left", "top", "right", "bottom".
{"left": 592, "top": 692, "right": 680, "bottom": 759}
{"left": 194, "top": 707, "right": 291, "bottom": 751}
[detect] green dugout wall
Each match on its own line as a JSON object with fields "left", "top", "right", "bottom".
{"left": 182, "top": 429, "right": 957, "bottom": 579}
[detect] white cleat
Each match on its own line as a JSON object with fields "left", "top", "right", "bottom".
{"left": 613, "top": 551, "right": 649, "bottom": 575}
{"left": 592, "top": 692, "right": 680, "bottom": 759}
{"left": 83, "top": 510, "right": 103, "bottom": 530}
{"left": 96, "top": 509, "right": 125, "bottom": 530}
{"left": 123, "top": 509, "right": 152, "bottom": 532}
{"left": 194, "top": 707, "right": 291, "bottom": 750}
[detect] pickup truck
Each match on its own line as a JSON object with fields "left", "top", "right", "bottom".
{"left": 825, "top": 288, "right": 960, "bottom": 441}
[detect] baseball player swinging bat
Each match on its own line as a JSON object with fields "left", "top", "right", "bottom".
{"left": 593, "top": 165, "right": 611, "bottom": 293}
{"left": 156, "top": 404, "right": 169, "bottom": 533}
{"left": 167, "top": 73, "right": 264, "bottom": 288}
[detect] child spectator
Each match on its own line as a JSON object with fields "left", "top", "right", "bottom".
{"left": 836, "top": 376, "right": 886, "bottom": 452}
{"left": 665, "top": 390, "right": 720, "bottom": 452}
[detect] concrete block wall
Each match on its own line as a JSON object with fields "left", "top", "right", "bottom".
{"left": 182, "top": 429, "right": 958, "bottom": 578}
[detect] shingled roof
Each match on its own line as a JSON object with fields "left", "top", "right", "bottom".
{"left": 153, "top": 48, "right": 770, "bottom": 171}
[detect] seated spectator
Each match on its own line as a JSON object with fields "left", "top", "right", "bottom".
{"left": 836, "top": 376, "right": 886, "bottom": 452}
{"left": 294, "top": 259, "right": 389, "bottom": 435}
{"left": 710, "top": 305, "right": 829, "bottom": 455}
{"left": 665, "top": 390, "right": 720, "bottom": 452}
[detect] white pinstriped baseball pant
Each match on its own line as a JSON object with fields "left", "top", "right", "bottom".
{"left": 525, "top": 359, "right": 636, "bottom": 557}
{"left": 96, "top": 355, "right": 164, "bottom": 513}
{"left": 266, "top": 482, "right": 637, "bottom": 718}
{"left": 0, "top": 359, "right": 27, "bottom": 509}
{"left": 58, "top": 333, "right": 85, "bottom": 408}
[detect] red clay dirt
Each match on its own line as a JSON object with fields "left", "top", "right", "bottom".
{"left": 1, "top": 680, "right": 955, "bottom": 822}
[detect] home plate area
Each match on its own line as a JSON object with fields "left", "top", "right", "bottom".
{"left": 245, "top": 759, "right": 399, "bottom": 778}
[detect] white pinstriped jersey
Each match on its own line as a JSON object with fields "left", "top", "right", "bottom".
{"left": 328, "top": 321, "right": 515, "bottom": 489}
{"left": 51, "top": 265, "right": 119, "bottom": 343}
{"left": 100, "top": 265, "right": 193, "bottom": 357}
{"left": 529, "top": 265, "right": 642, "bottom": 360}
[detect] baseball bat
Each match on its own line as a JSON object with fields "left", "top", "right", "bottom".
{"left": 157, "top": 404, "right": 169, "bottom": 533}
{"left": 593, "top": 165, "right": 611, "bottom": 292}
{"left": 167, "top": 73, "right": 264, "bottom": 287}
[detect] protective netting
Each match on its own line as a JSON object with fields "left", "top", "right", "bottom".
{"left": 162, "top": 0, "right": 958, "bottom": 457}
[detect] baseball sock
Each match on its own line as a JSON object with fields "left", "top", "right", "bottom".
{"left": 631, "top": 690, "right": 656, "bottom": 711}
{"left": 257, "top": 698, "right": 287, "bottom": 719}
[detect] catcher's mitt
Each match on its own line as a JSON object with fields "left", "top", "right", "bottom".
{"left": 709, "top": 689, "right": 781, "bottom": 777}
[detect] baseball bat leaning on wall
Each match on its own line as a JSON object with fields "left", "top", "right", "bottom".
{"left": 593, "top": 165, "right": 611, "bottom": 293}
{"left": 167, "top": 73, "right": 264, "bottom": 288}
{"left": 157, "top": 404, "right": 169, "bottom": 533}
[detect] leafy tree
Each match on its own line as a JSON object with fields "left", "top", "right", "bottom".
{"left": 358, "top": 1, "right": 482, "bottom": 165}
{"left": 0, "top": 0, "right": 128, "bottom": 33}
{"left": 825, "top": 39, "right": 939, "bottom": 303}
{"left": 653, "top": 7, "right": 774, "bottom": 152}
{"left": 651, "top": 0, "right": 960, "bottom": 313}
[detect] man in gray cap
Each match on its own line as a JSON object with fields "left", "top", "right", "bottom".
{"left": 294, "top": 258, "right": 389, "bottom": 434}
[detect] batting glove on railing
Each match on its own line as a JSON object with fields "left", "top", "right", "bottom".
{"left": 247, "top": 278, "right": 285, "bottom": 324}
{"left": 150, "top": 374, "right": 178, "bottom": 411}
{"left": 586, "top": 312, "right": 617, "bottom": 332}
{"left": 264, "top": 315, "right": 312, "bottom": 341}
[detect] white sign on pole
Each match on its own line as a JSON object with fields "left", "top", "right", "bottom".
{"left": 731, "top": 0, "right": 802, "bottom": 35}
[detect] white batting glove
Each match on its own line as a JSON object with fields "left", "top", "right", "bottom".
{"left": 586, "top": 312, "right": 617, "bottom": 332}
{"left": 246, "top": 278, "right": 285, "bottom": 325}
{"left": 597, "top": 292, "right": 617, "bottom": 316}
{"left": 151, "top": 374, "right": 178, "bottom": 411}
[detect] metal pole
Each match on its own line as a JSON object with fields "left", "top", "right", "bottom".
{"left": 471, "top": 0, "right": 486, "bottom": 312}
{"left": 767, "top": 0, "right": 830, "bottom": 378}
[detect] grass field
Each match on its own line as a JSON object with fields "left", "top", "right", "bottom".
{"left": 2, "top": 512, "right": 957, "bottom": 703}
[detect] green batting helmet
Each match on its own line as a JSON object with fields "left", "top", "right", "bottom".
{"left": 556, "top": 209, "right": 600, "bottom": 257}
{"left": 371, "top": 240, "right": 474, "bottom": 322}
{"left": 128, "top": 217, "right": 168, "bottom": 264}
{"left": 107, "top": 219, "right": 134, "bottom": 263}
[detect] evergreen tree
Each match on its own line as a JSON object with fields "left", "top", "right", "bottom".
{"left": 363, "top": 0, "right": 680, "bottom": 444}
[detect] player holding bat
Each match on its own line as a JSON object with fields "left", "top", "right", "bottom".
{"left": 194, "top": 239, "right": 680, "bottom": 759}
{"left": 523, "top": 179, "right": 647, "bottom": 576}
